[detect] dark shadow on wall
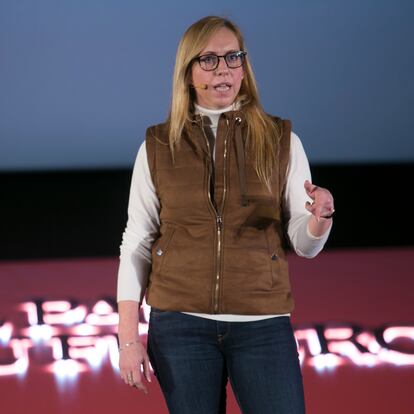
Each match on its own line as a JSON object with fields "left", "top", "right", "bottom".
{"left": 0, "top": 163, "right": 412, "bottom": 260}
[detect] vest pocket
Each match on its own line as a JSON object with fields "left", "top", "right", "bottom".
{"left": 264, "top": 224, "right": 281, "bottom": 288}
{"left": 152, "top": 225, "right": 176, "bottom": 275}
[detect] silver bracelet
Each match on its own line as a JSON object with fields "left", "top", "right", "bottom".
{"left": 118, "top": 340, "right": 139, "bottom": 351}
{"left": 320, "top": 208, "right": 335, "bottom": 219}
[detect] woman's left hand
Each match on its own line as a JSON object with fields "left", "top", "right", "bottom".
{"left": 304, "top": 180, "right": 335, "bottom": 220}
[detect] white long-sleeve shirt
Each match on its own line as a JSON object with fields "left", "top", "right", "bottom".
{"left": 117, "top": 104, "right": 331, "bottom": 322}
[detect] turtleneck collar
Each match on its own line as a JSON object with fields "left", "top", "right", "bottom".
{"left": 194, "top": 102, "right": 241, "bottom": 129}
{"left": 194, "top": 102, "right": 237, "bottom": 116}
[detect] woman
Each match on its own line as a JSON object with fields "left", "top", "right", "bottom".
{"left": 117, "top": 16, "right": 334, "bottom": 414}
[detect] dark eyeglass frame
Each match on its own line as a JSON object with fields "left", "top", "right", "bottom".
{"left": 193, "top": 50, "right": 247, "bottom": 71}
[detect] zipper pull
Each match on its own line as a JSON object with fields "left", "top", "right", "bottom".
{"left": 217, "top": 215, "right": 223, "bottom": 229}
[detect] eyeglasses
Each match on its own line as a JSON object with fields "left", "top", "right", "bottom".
{"left": 193, "top": 51, "right": 247, "bottom": 71}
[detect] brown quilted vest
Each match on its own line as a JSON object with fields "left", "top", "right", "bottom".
{"left": 145, "top": 109, "right": 293, "bottom": 314}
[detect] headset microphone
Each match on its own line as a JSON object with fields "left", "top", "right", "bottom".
{"left": 191, "top": 84, "right": 208, "bottom": 90}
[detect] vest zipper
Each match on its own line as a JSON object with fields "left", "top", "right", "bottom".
{"left": 200, "top": 118, "right": 230, "bottom": 313}
{"left": 214, "top": 127, "right": 229, "bottom": 313}
{"left": 214, "top": 215, "right": 223, "bottom": 313}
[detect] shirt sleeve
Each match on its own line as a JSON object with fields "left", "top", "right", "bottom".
{"left": 116, "top": 140, "right": 160, "bottom": 303}
{"left": 283, "top": 132, "right": 332, "bottom": 258}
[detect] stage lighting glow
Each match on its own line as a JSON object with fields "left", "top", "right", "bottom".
{"left": 328, "top": 342, "right": 378, "bottom": 367}
{"left": 71, "top": 323, "right": 100, "bottom": 336}
{"left": 357, "top": 332, "right": 382, "bottom": 354}
{"left": 106, "top": 335, "right": 121, "bottom": 371}
{"left": 20, "top": 302, "right": 38, "bottom": 325}
{"left": 0, "top": 339, "right": 30, "bottom": 376}
{"left": 2, "top": 298, "right": 414, "bottom": 379}
{"left": 139, "top": 322, "right": 149, "bottom": 336}
{"left": 42, "top": 301, "right": 72, "bottom": 313}
{"left": 85, "top": 313, "right": 118, "bottom": 326}
{"left": 383, "top": 327, "right": 414, "bottom": 343}
{"left": 141, "top": 301, "right": 151, "bottom": 323}
{"left": 0, "top": 322, "right": 13, "bottom": 344}
{"left": 93, "top": 300, "right": 114, "bottom": 315}
{"left": 295, "top": 328, "right": 322, "bottom": 356}
{"left": 48, "top": 337, "right": 64, "bottom": 360}
{"left": 377, "top": 348, "right": 414, "bottom": 366}
{"left": 67, "top": 336, "right": 106, "bottom": 368}
{"left": 85, "top": 300, "right": 118, "bottom": 326}
{"left": 53, "top": 359, "right": 82, "bottom": 379}
{"left": 312, "top": 353, "right": 343, "bottom": 371}
{"left": 44, "top": 305, "right": 87, "bottom": 325}
{"left": 27, "top": 324, "right": 53, "bottom": 341}
{"left": 325, "top": 328, "right": 354, "bottom": 340}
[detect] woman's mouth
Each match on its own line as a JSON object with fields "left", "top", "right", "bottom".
{"left": 213, "top": 82, "right": 232, "bottom": 92}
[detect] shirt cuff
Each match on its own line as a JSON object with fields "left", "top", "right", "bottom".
{"left": 306, "top": 219, "right": 333, "bottom": 240}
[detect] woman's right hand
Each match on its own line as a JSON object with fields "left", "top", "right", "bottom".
{"left": 117, "top": 300, "right": 151, "bottom": 393}
{"left": 119, "top": 340, "right": 152, "bottom": 393}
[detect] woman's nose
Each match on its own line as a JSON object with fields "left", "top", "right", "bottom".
{"left": 215, "top": 56, "right": 229, "bottom": 74}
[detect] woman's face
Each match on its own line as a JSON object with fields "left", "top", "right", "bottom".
{"left": 191, "top": 27, "right": 244, "bottom": 110}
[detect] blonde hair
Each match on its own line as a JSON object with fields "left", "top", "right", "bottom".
{"left": 168, "top": 16, "right": 281, "bottom": 189}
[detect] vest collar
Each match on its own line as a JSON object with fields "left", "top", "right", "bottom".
{"left": 190, "top": 109, "right": 246, "bottom": 127}
{"left": 190, "top": 100, "right": 245, "bottom": 126}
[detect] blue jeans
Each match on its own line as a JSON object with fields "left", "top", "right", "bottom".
{"left": 147, "top": 308, "right": 305, "bottom": 414}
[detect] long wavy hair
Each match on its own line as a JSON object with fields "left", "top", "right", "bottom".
{"left": 168, "top": 16, "right": 281, "bottom": 189}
